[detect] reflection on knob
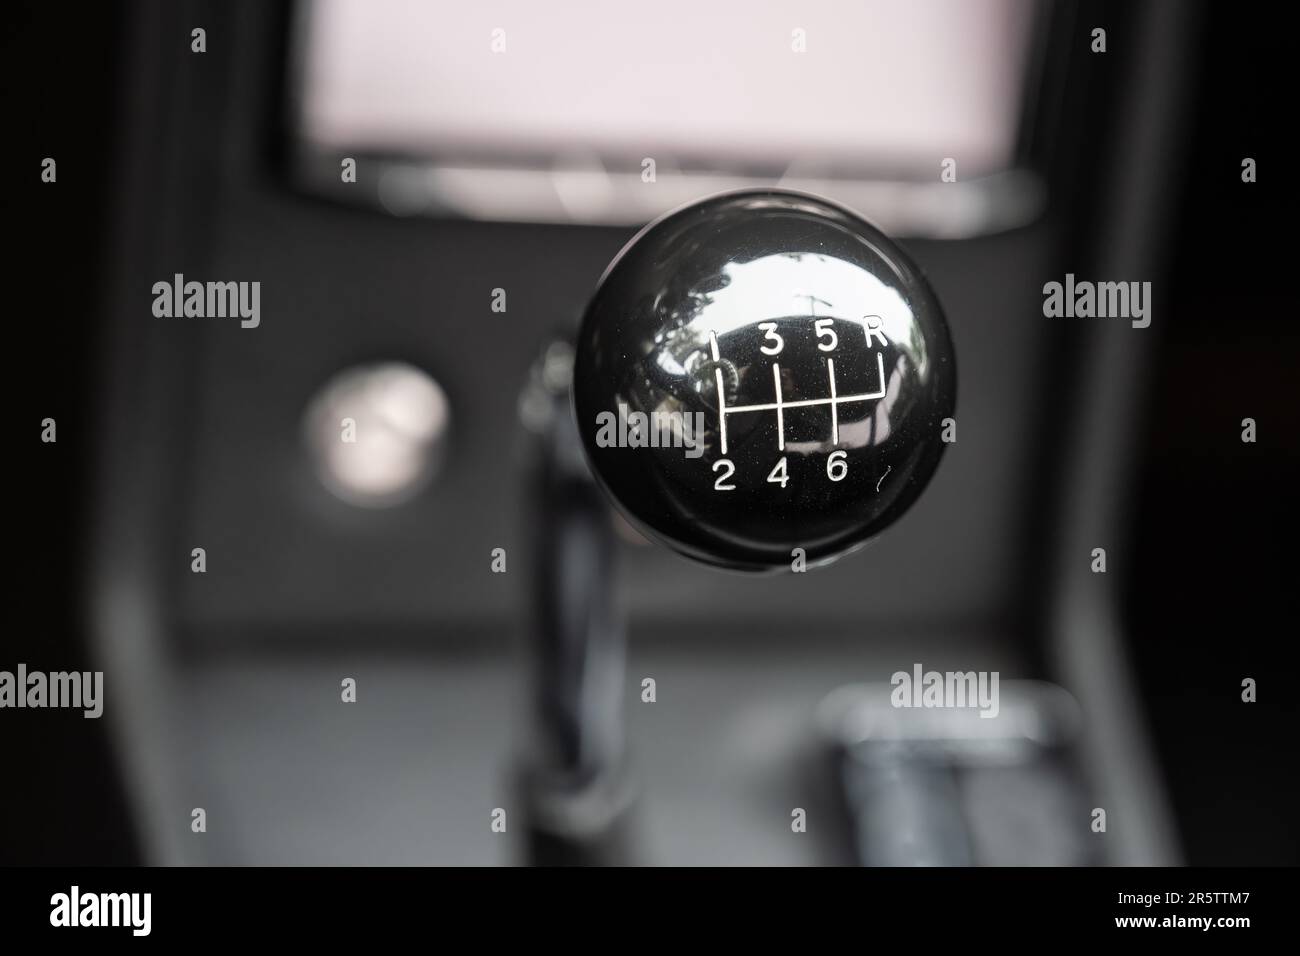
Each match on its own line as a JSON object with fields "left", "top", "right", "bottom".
{"left": 573, "top": 189, "right": 955, "bottom": 571}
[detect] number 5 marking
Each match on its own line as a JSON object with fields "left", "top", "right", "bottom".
{"left": 814, "top": 318, "right": 837, "bottom": 352}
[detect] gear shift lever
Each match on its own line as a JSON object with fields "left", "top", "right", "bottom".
{"left": 522, "top": 190, "right": 955, "bottom": 863}
{"left": 573, "top": 189, "right": 955, "bottom": 570}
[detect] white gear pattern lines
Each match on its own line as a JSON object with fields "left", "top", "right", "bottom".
{"left": 708, "top": 317, "right": 888, "bottom": 455}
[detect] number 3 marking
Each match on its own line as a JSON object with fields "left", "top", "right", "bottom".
{"left": 758, "top": 322, "right": 784, "bottom": 355}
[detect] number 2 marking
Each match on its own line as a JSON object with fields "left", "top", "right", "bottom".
{"left": 713, "top": 458, "right": 736, "bottom": 490}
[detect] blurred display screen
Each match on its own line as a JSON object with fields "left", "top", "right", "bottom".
{"left": 294, "top": 0, "right": 1039, "bottom": 228}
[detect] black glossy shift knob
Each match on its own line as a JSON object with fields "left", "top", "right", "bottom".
{"left": 572, "top": 190, "right": 955, "bottom": 571}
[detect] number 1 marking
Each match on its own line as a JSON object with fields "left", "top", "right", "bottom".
{"left": 772, "top": 363, "right": 785, "bottom": 452}
{"left": 827, "top": 357, "right": 839, "bottom": 445}
{"left": 709, "top": 329, "right": 728, "bottom": 455}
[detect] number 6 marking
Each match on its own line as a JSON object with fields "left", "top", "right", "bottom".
{"left": 713, "top": 458, "right": 736, "bottom": 490}
{"left": 826, "top": 450, "right": 848, "bottom": 482}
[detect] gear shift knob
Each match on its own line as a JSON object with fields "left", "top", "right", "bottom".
{"left": 573, "top": 190, "right": 955, "bottom": 571}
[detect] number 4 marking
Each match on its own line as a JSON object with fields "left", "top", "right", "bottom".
{"left": 767, "top": 456, "right": 789, "bottom": 488}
